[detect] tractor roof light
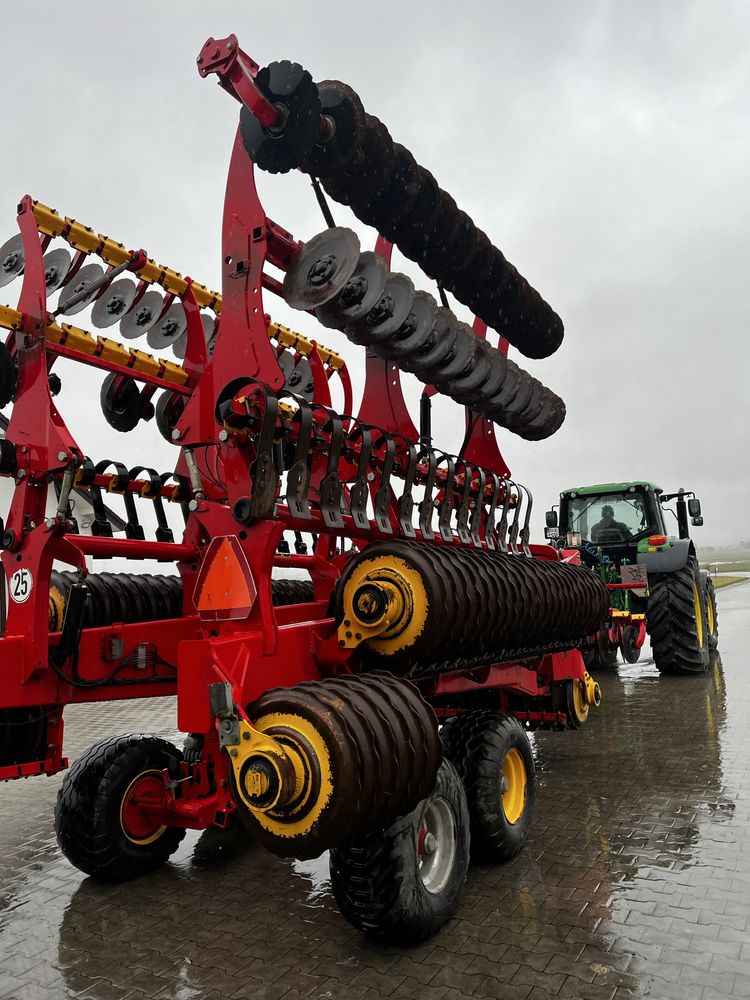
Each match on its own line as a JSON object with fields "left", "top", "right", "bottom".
{"left": 193, "top": 535, "right": 257, "bottom": 621}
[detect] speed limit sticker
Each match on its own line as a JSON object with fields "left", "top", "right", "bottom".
{"left": 9, "top": 568, "right": 33, "bottom": 604}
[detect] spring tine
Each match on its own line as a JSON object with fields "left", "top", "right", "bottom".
{"left": 395, "top": 436, "right": 417, "bottom": 538}
{"left": 483, "top": 473, "right": 502, "bottom": 551}
{"left": 313, "top": 404, "right": 345, "bottom": 529}
{"left": 519, "top": 483, "right": 534, "bottom": 556}
{"left": 508, "top": 480, "right": 524, "bottom": 554}
{"left": 151, "top": 492, "right": 174, "bottom": 542}
{"left": 278, "top": 391, "right": 314, "bottom": 520}
{"left": 454, "top": 458, "right": 475, "bottom": 546}
{"left": 346, "top": 418, "right": 372, "bottom": 530}
{"left": 371, "top": 429, "right": 395, "bottom": 535}
{"left": 122, "top": 491, "right": 145, "bottom": 540}
{"left": 416, "top": 446, "right": 438, "bottom": 540}
{"left": 469, "top": 465, "right": 486, "bottom": 549}
{"left": 245, "top": 386, "right": 280, "bottom": 520}
{"left": 436, "top": 453, "right": 456, "bottom": 542}
{"left": 496, "top": 478, "right": 513, "bottom": 554}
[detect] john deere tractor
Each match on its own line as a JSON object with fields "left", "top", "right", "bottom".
{"left": 545, "top": 483, "right": 718, "bottom": 675}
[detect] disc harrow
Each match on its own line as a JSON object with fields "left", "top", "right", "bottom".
{"left": 0, "top": 32, "right": 610, "bottom": 945}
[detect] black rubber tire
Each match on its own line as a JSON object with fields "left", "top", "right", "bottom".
{"left": 619, "top": 625, "right": 642, "bottom": 664}
{"left": 329, "top": 759, "right": 469, "bottom": 944}
{"left": 54, "top": 735, "right": 186, "bottom": 881}
{"left": 441, "top": 712, "right": 535, "bottom": 862}
{"left": 647, "top": 555, "right": 710, "bottom": 675}
{"left": 701, "top": 573, "right": 719, "bottom": 657}
{"left": 591, "top": 646, "right": 620, "bottom": 671}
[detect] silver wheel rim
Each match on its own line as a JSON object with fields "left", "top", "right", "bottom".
{"left": 417, "top": 795, "right": 456, "bottom": 895}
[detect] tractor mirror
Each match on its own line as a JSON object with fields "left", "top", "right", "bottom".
{"left": 691, "top": 515, "right": 704, "bottom": 527}
{"left": 688, "top": 498, "right": 701, "bottom": 517}
{"left": 545, "top": 509, "right": 558, "bottom": 528}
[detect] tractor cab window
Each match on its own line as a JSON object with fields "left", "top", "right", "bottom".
{"left": 565, "top": 492, "right": 658, "bottom": 545}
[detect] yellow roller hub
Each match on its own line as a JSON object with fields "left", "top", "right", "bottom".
{"left": 571, "top": 679, "right": 589, "bottom": 725}
{"left": 246, "top": 712, "right": 334, "bottom": 842}
{"left": 501, "top": 749, "right": 527, "bottom": 825}
{"left": 48, "top": 586, "right": 66, "bottom": 631}
{"left": 339, "top": 555, "right": 429, "bottom": 654}
{"left": 693, "top": 582, "right": 705, "bottom": 648}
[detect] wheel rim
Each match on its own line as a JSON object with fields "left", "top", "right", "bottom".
{"left": 693, "top": 582, "right": 705, "bottom": 648}
{"left": 120, "top": 770, "right": 168, "bottom": 845}
{"left": 707, "top": 593, "right": 716, "bottom": 637}
{"left": 417, "top": 796, "right": 456, "bottom": 895}
{"left": 571, "top": 679, "right": 589, "bottom": 724}
{"left": 501, "top": 748, "right": 527, "bottom": 824}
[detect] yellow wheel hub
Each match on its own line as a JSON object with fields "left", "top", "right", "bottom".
{"left": 501, "top": 748, "right": 527, "bottom": 825}
{"left": 693, "top": 581, "right": 705, "bottom": 648}
{"left": 339, "top": 555, "right": 429, "bottom": 654}
{"left": 571, "top": 678, "right": 589, "bottom": 724}
{"left": 244, "top": 711, "right": 334, "bottom": 842}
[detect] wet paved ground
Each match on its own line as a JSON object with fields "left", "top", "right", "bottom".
{"left": 1, "top": 581, "right": 749, "bottom": 1000}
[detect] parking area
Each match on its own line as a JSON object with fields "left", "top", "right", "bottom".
{"left": 1, "top": 580, "right": 748, "bottom": 1000}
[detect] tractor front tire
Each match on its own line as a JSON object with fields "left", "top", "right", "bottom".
{"left": 55, "top": 735, "right": 186, "bottom": 881}
{"left": 647, "top": 556, "right": 709, "bottom": 675}
{"left": 442, "top": 712, "right": 535, "bottom": 863}
{"left": 329, "top": 759, "right": 469, "bottom": 943}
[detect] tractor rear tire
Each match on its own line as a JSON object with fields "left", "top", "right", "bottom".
{"left": 55, "top": 735, "right": 185, "bottom": 881}
{"left": 329, "top": 759, "right": 469, "bottom": 943}
{"left": 442, "top": 711, "right": 535, "bottom": 863}
{"left": 702, "top": 573, "right": 719, "bottom": 660}
{"left": 647, "top": 556, "right": 709, "bottom": 675}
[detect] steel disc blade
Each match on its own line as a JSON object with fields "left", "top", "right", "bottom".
{"left": 276, "top": 349, "right": 296, "bottom": 380}
{"left": 0, "top": 235, "right": 24, "bottom": 288}
{"left": 91, "top": 278, "right": 137, "bottom": 328}
{"left": 283, "top": 227, "right": 361, "bottom": 310}
{"left": 171, "top": 312, "right": 214, "bottom": 359}
{"left": 119, "top": 290, "right": 164, "bottom": 339}
{"left": 42, "top": 248, "right": 72, "bottom": 295}
{"left": 347, "top": 272, "right": 415, "bottom": 345}
{"left": 147, "top": 303, "right": 187, "bottom": 350}
{"left": 285, "top": 355, "right": 314, "bottom": 400}
{"left": 57, "top": 262, "right": 105, "bottom": 315}
{"left": 315, "top": 250, "right": 389, "bottom": 329}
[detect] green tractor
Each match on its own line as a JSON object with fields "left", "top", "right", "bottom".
{"left": 545, "top": 482, "right": 718, "bottom": 675}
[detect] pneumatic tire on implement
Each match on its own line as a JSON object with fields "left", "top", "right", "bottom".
{"left": 441, "top": 711, "right": 535, "bottom": 862}
{"left": 54, "top": 735, "right": 185, "bottom": 881}
{"left": 329, "top": 759, "right": 470, "bottom": 943}
{"left": 646, "top": 555, "right": 709, "bottom": 675}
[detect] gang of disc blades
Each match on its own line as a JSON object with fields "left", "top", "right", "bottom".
{"left": 375, "top": 289, "right": 438, "bottom": 361}
{"left": 315, "top": 250, "right": 388, "bottom": 329}
{"left": 172, "top": 312, "right": 214, "bottom": 359}
{"left": 347, "top": 272, "right": 415, "bottom": 345}
{"left": 283, "top": 227, "right": 361, "bottom": 310}
{"left": 91, "top": 278, "right": 137, "bottom": 329}
{"left": 57, "top": 262, "right": 105, "bottom": 316}
{"left": 285, "top": 355, "right": 314, "bottom": 400}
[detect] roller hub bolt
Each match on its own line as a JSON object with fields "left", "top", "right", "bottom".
{"left": 353, "top": 583, "right": 388, "bottom": 625}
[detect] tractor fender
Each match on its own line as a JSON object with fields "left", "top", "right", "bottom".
{"left": 636, "top": 538, "right": 694, "bottom": 574}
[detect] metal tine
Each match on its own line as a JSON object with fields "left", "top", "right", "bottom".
{"left": 310, "top": 402, "right": 345, "bottom": 530}
{"left": 435, "top": 452, "right": 457, "bottom": 542}
{"left": 343, "top": 416, "right": 372, "bottom": 531}
{"left": 468, "top": 465, "right": 487, "bottom": 549}
{"left": 394, "top": 435, "right": 417, "bottom": 539}
{"left": 370, "top": 428, "right": 396, "bottom": 535}
{"left": 415, "top": 446, "right": 438, "bottom": 541}
{"left": 277, "top": 390, "right": 314, "bottom": 520}
{"left": 496, "top": 478, "right": 514, "bottom": 555}
{"left": 508, "top": 480, "right": 526, "bottom": 555}
{"left": 483, "top": 472, "right": 502, "bottom": 551}
{"left": 454, "top": 458, "right": 476, "bottom": 546}
{"left": 519, "top": 483, "right": 534, "bottom": 556}
{"left": 243, "top": 383, "right": 280, "bottom": 521}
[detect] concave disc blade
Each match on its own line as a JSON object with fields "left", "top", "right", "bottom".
{"left": 0, "top": 235, "right": 24, "bottom": 288}
{"left": 283, "top": 227, "right": 361, "bottom": 310}
{"left": 57, "top": 262, "right": 105, "bottom": 316}
{"left": 42, "top": 248, "right": 72, "bottom": 295}
{"left": 120, "top": 290, "right": 164, "bottom": 340}
{"left": 147, "top": 303, "right": 187, "bottom": 350}
{"left": 91, "top": 278, "right": 137, "bottom": 328}
{"left": 171, "top": 312, "right": 214, "bottom": 359}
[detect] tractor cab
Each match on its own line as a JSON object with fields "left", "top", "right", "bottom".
{"left": 547, "top": 482, "right": 667, "bottom": 564}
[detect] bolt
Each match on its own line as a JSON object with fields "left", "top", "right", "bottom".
{"left": 219, "top": 429, "right": 229, "bottom": 442}
{"left": 501, "top": 777, "right": 510, "bottom": 793}
{"left": 242, "top": 731, "right": 250, "bottom": 741}
{"left": 230, "top": 748, "right": 238, "bottom": 758}
{"left": 423, "top": 833, "right": 438, "bottom": 854}
{"left": 16, "top": 469, "right": 25, "bottom": 480}
{"left": 45, "top": 518, "right": 55, "bottom": 529}
{"left": 171, "top": 428, "right": 182, "bottom": 441}
{"left": 188, "top": 500, "right": 199, "bottom": 511}
{"left": 57, "top": 451, "right": 67, "bottom": 462}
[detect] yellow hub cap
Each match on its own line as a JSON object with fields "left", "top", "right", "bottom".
{"left": 501, "top": 748, "right": 527, "bottom": 825}
{"left": 693, "top": 582, "right": 705, "bottom": 648}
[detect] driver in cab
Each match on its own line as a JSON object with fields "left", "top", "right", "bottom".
{"left": 591, "top": 504, "right": 632, "bottom": 543}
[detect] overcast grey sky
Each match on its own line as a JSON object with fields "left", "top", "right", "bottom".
{"left": 1, "top": 1, "right": 748, "bottom": 546}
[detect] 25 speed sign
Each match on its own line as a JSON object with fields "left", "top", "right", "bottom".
{"left": 9, "top": 567, "right": 33, "bottom": 604}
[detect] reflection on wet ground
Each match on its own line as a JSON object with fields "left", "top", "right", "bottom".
{"left": 1, "top": 583, "right": 749, "bottom": 1000}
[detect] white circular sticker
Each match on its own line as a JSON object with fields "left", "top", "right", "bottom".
{"left": 9, "top": 567, "right": 33, "bottom": 604}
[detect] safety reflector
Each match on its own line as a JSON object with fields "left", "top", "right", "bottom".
{"left": 647, "top": 535, "right": 668, "bottom": 547}
{"left": 193, "top": 535, "right": 257, "bottom": 621}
